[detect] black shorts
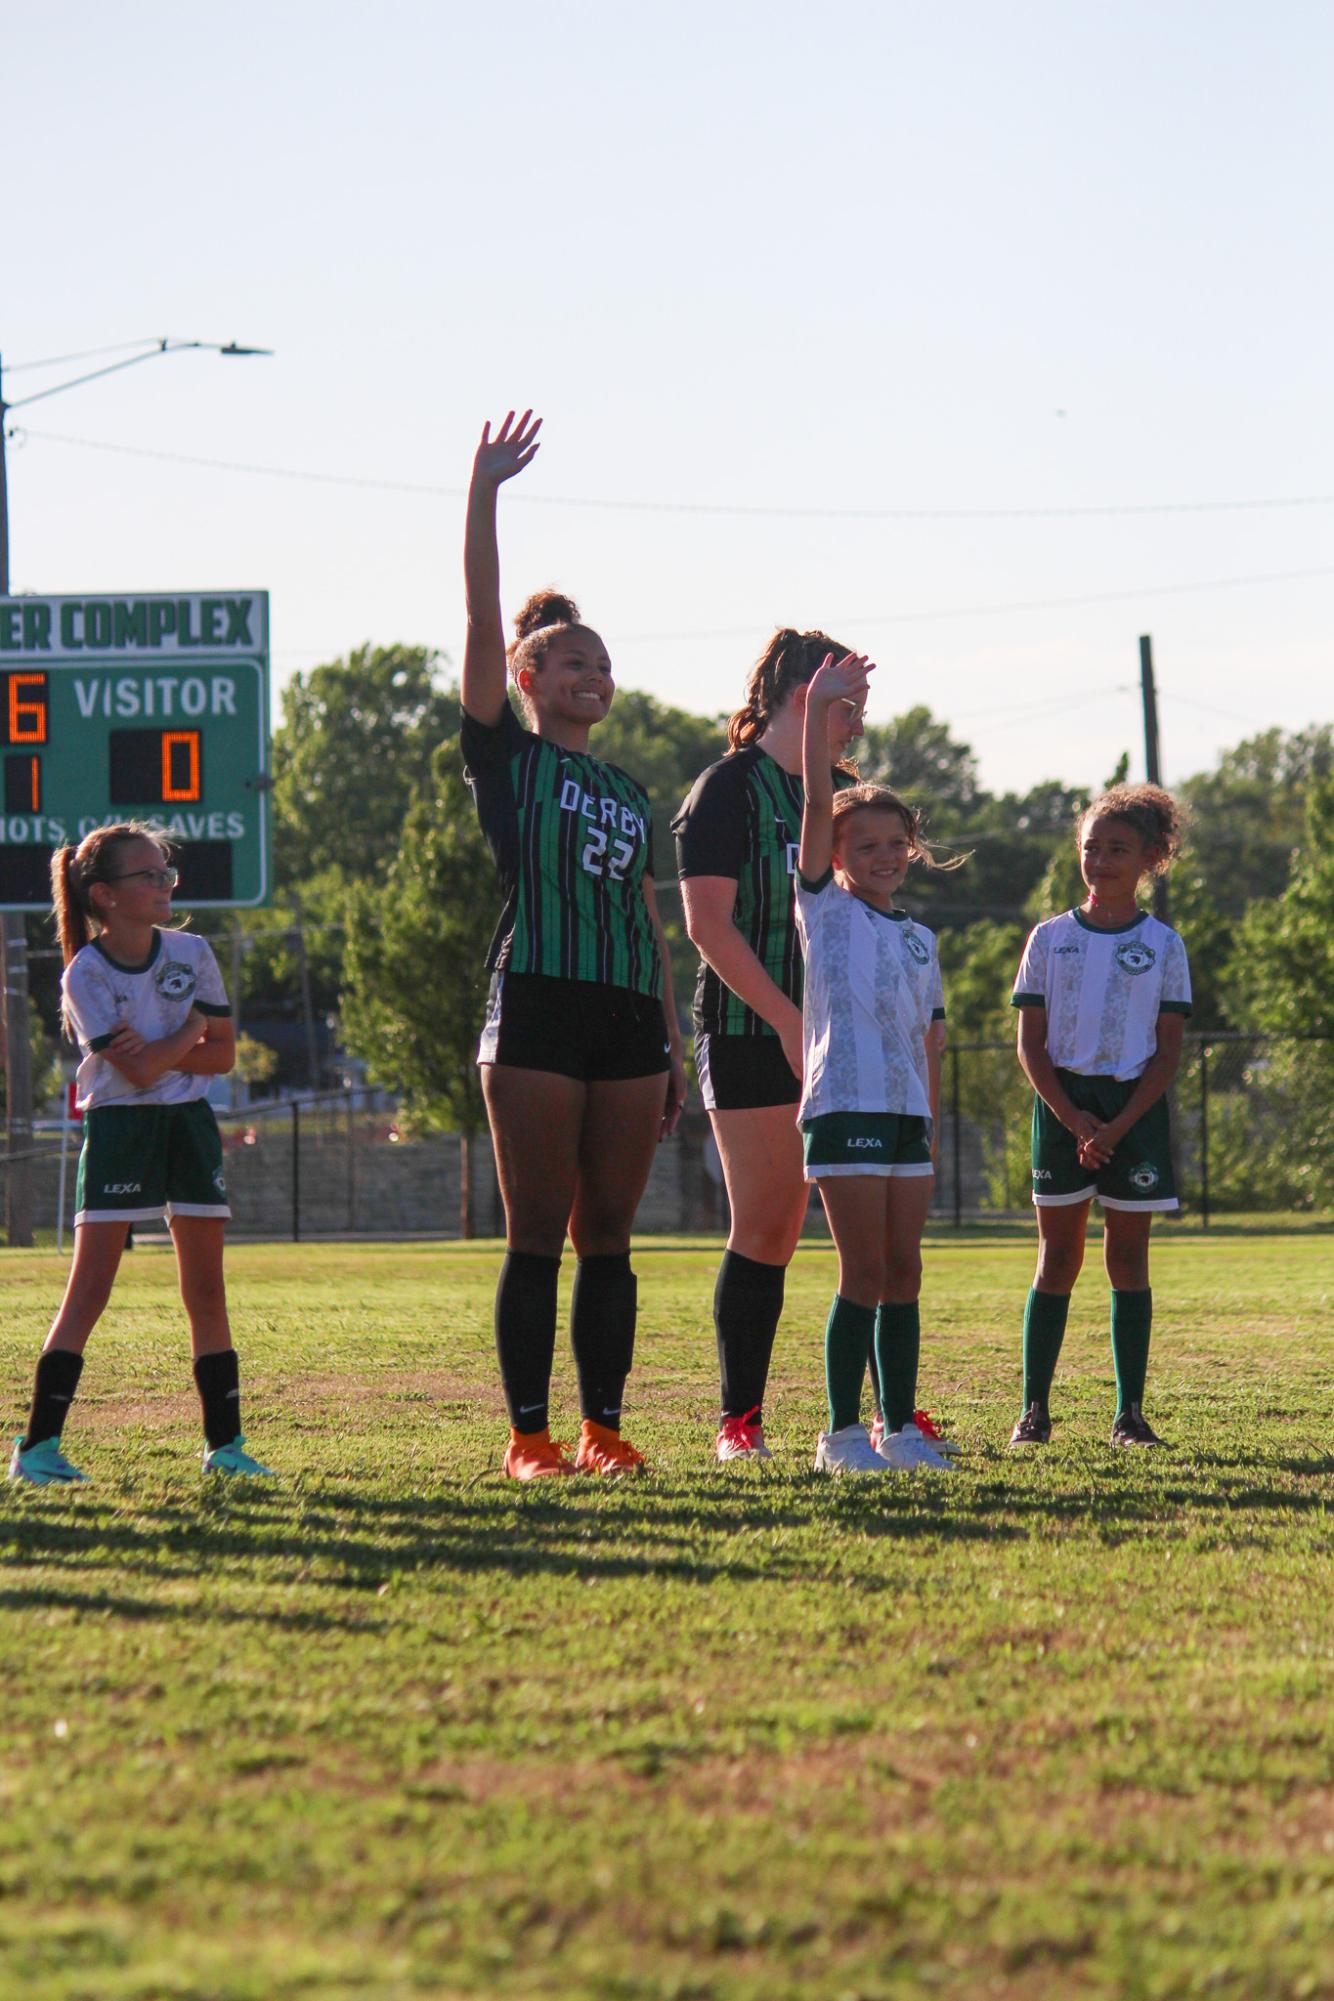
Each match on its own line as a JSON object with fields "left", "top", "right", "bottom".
{"left": 696, "top": 1032, "right": 800, "bottom": 1112}
{"left": 479, "top": 972, "right": 671, "bottom": 1082}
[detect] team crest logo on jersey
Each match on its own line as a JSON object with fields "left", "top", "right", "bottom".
{"left": 1115, "top": 940, "right": 1156, "bottom": 976}
{"left": 904, "top": 930, "right": 931, "bottom": 966}
{"left": 1129, "top": 1162, "right": 1160, "bottom": 1193}
{"left": 155, "top": 960, "right": 198, "bottom": 1001}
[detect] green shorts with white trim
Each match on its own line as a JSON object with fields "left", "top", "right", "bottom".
{"left": 75, "top": 1100, "right": 231, "bottom": 1226}
{"left": 1031, "top": 1069, "right": 1177, "bottom": 1212}
{"left": 802, "top": 1109, "right": 934, "bottom": 1181}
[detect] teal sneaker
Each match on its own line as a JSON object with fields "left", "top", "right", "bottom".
{"left": 202, "top": 1435, "right": 274, "bottom": 1478}
{"left": 9, "top": 1434, "right": 87, "bottom": 1485}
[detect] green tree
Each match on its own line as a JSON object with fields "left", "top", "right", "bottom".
{"left": 860, "top": 708, "right": 1081, "bottom": 930}
{"left": 935, "top": 921, "right": 1031, "bottom": 1209}
{"left": 1213, "top": 773, "right": 1334, "bottom": 1209}
{"left": 272, "top": 645, "right": 460, "bottom": 888}
{"left": 1178, "top": 724, "right": 1334, "bottom": 922}
{"left": 339, "top": 737, "right": 495, "bottom": 1236}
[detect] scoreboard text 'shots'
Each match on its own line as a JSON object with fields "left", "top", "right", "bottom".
{"left": 0, "top": 591, "right": 271, "bottom": 910}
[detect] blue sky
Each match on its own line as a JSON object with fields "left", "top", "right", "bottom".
{"left": 4, "top": 0, "right": 1330, "bottom": 798}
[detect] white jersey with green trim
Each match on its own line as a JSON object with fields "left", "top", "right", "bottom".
{"left": 63, "top": 930, "right": 231, "bottom": 1111}
{"left": 794, "top": 871, "right": 945, "bottom": 1125}
{"left": 1011, "top": 908, "right": 1191, "bottom": 1080}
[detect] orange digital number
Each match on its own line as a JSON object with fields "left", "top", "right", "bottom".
{"left": 161, "top": 731, "right": 201, "bottom": 802}
{"left": 7, "top": 673, "right": 48, "bottom": 745}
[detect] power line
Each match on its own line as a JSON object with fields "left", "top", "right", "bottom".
{"left": 12, "top": 422, "right": 1334, "bottom": 523}
{"left": 3, "top": 339, "right": 165, "bottom": 375}
{"left": 612, "top": 566, "right": 1334, "bottom": 643}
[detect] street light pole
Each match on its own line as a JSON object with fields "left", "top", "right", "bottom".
{"left": 0, "top": 351, "right": 36, "bottom": 1244}
{"left": 0, "top": 336, "right": 270, "bottom": 1246}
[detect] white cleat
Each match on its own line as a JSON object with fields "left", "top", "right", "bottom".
{"left": 813, "top": 1423, "right": 888, "bottom": 1476}
{"left": 877, "top": 1421, "right": 953, "bottom": 1471}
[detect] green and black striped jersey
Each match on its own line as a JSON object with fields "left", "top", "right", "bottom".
{"left": 673, "top": 745, "right": 853, "bottom": 1037}
{"left": 462, "top": 705, "right": 662, "bottom": 998}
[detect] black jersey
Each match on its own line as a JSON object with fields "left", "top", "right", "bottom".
{"left": 673, "top": 745, "right": 851, "bottom": 1037}
{"left": 462, "top": 704, "right": 662, "bottom": 998}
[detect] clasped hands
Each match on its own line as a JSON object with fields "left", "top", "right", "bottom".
{"left": 1070, "top": 1110, "right": 1118, "bottom": 1170}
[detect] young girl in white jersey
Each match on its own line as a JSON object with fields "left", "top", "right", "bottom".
{"left": 796, "top": 654, "right": 958, "bottom": 1475}
{"left": 9, "top": 823, "right": 271, "bottom": 1486}
{"left": 1009, "top": 784, "right": 1191, "bottom": 1449}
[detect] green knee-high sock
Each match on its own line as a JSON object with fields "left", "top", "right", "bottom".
{"left": 875, "top": 1301, "right": 921, "bottom": 1433}
{"left": 1023, "top": 1289, "right": 1071, "bottom": 1409}
{"left": 1111, "top": 1288, "right": 1152, "bottom": 1413}
{"left": 866, "top": 1342, "right": 882, "bottom": 1421}
{"left": 825, "top": 1295, "right": 875, "bottom": 1433}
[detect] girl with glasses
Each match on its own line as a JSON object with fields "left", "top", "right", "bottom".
{"left": 9, "top": 821, "right": 272, "bottom": 1485}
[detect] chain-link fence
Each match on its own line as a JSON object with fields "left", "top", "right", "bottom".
{"left": 3, "top": 1035, "right": 1332, "bottom": 1244}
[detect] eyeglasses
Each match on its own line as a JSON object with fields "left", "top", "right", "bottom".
{"left": 108, "top": 867, "right": 179, "bottom": 889}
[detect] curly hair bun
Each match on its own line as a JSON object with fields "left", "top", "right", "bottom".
{"left": 514, "top": 590, "right": 580, "bottom": 640}
{"left": 1082, "top": 782, "right": 1186, "bottom": 874}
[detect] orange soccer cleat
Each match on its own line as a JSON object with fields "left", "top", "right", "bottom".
{"left": 502, "top": 1428, "right": 576, "bottom": 1480}
{"left": 574, "top": 1419, "right": 647, "bottom": 1476}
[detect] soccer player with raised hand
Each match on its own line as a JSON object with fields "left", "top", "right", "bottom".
{"left": 461, "top": 411, "right": 686, "bottom": 1481}
{"left": 794, "top": 654, "right": 957, "bottom": 1476}
{"left": 10, "top": 824, "right": 270, "bottom": 1486}
{"left": 1009, "top": 785, "right": 1192, "bottom": 1449}
{"left": 673, "top": 627, "right": 866, "bottom": 1462}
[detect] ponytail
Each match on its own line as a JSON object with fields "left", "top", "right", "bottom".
{"left": 726, "top": 627, "right": 854, "bottom": 753}
{"left": 51, "top": 847, "right": 93, "bottom": 970}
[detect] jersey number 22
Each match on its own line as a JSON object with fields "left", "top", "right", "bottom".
{"left": 581, "top": 829, "right": 635, "bottom": 881}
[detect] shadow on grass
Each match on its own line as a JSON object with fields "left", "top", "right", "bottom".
{"left": 2, "top": 1447, "right": 1328, "bottom": 1620}
{"left": 0, "top": 1582, "right": 383, "bottom": 1632}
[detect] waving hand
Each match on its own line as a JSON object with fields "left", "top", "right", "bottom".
{"left": 462, "top": 410, "right": 544, "bottom": 725}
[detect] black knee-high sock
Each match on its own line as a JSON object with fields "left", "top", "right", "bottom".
{"left": 22, "top": 1348, "right": 84, "bottom": 1450}
{"left": 714, "top": 1250, "right": 785, "bottom": 1423}
{"left": 496, "top": 1251, "right": 561, "bottom": 1434}
{"left": 193, "top": 1348, "right": 242, "bottom": 1450}
{"left": 571, "top": 1253, "right": 636, "bottom": 1431}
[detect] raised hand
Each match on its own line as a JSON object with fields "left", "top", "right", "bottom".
{"left": 473, "top": 410, "right": 542, "bottom": 487}
{"left": 806, "top": 651, "right": 874, "bottom": 715}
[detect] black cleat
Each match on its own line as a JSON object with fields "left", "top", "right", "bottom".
{"left": 1111, "top": 1404, "right": 1167, "bottom": 1448}
{"left": 1009, "top": 1403, "right": 1052, "bottom": 1446}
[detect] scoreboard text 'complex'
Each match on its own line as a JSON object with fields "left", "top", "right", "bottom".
{"left": 0, "top": 591, "right": 271, "bottom": 909}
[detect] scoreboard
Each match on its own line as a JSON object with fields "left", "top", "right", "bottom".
{"left": 0, "top": 591, "right": 271, "bottom": 910}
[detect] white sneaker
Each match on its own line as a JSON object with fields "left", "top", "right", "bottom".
{"left": 813, "top": 1423, "right": 887, "bottom": 1475}
{"left": 877, "top": 1422, "right": 953, "bottom": 1471}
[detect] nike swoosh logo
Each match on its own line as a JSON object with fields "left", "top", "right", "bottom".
{"left": 518, "top": 1403, "right": 545, "bottom": 1415}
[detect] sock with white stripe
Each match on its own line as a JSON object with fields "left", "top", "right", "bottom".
{"left": 495, "top": 1251, "right": 560, "bottom": 1436}
{"left": 571, "top": 1253, "right": 637, "bottom": 1432}
{"left": 194, "top": 1348, "right": 243, "bottom": 1450}
{"left": 22, "top": 1348, "right": 84, "bottom": 1450}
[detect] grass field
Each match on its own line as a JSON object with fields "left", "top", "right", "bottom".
{"left": 1, "top": 1233, "right": 1332, "bottom": 2001}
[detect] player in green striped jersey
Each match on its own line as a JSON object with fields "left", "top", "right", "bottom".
{"left": 462, "top": 412, "right": 686, "bottom": 1482}
{"left": 674, "top": 629, "right": 865, "bottom": 1461}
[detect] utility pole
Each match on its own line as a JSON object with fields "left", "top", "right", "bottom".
{"left": 0, "top": 336, "right": 271, "bottom": 1245}
{"left": 1139, "top": 634, "right": 1169, "bottom": 922}
{"left": 0, "top": 354, "right": 35, "bottom": 1244}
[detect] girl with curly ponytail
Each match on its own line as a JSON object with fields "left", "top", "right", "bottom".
{"left": 460, "top": 411, "right": 687, "bottom": 1482}
{"left": 1009, "top": 783, "right": 1192, "bottom": 1452}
